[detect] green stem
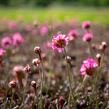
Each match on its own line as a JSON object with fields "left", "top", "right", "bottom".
{"left": 63, "top": 48, "right": 76, "bottom": 109}
{"left": 10, "top": 89, "right": 14, "bottom": 109}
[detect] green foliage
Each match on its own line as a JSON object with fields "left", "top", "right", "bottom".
{"left": 0, "top": 0, "right": 109, "bottom": 7}
{"left": 0, "top": 0, "right": 9, "bottom": 6}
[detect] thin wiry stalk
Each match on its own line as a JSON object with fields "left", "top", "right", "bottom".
{"left": 63, "top": 47, "right": 76, "bottom": 109}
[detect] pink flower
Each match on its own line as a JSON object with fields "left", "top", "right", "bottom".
{"left": 68, "top": 29, "right": 78, "bottom": 41}
{"left": 12, "top": 32, "right": 24, "bottom": 47}
{"left": 51, "top": 33, "right": 69, "bottom": 52}
{"left": 8, "top": 21, "right": 17, "bottom": 30}
{"left": 39, "top": 25, "right": 48, "bottom": 36}
{"left": 80, "top": 58, "right": 98, "bottom": 76}
{"left": 83, "top": 33, "right": 93, "bottom": 42}
{"left": 1, "top": 36, "right": 12, "bottom": 48}
{"left": 82, "top": 21, "right": 91, "bottom": 29}
{"left": 0, "top": 48, "right": 6, "bottom": 58}
{"left": 44, "top": 41, "right": 51, "bottom": 49}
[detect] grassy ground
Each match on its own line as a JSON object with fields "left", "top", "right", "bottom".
{"left": 0, "top": 6, "right": 109, "bottom": 25}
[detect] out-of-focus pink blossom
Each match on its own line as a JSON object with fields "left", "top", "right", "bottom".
{"left": 0, "top": 48, "right": 6, "bottom": 58}
{"left": 82, "top": 21, "right": 91, "bottom": 29}
{"left": 80, "top": 58, "right": 98, "bottom": 76}
{"left": 8, "top": 21, "right": 17, "bottom": 30}
{"left": 12, "top": 65, "right": 25, "bottom": 79}
{"left": 12, "top": 32, "right": 24, "bottom": 47}
{"left": 39, "top": 25, "right": 48, "bottom": 36}
{"left": 25, "top": 25, "right": 32, "bottom": 32}
{"left": 68, "top": 29, "right": 78, "bottom": 41}
{"left": 1, "top": 36, "right": 12, "bottom": 48}
{"left": 44, "top": 41, "right": 51, "bottom": 49}
{"left": 51, "top": 33, "right": 69, "bottom": 52}
{"left": 13, "top": 65, "right": 24, "bottom": 74}
{"left": 83, "top": 32, "right": 93, "bottom": 42}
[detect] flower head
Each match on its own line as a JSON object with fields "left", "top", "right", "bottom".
{"left": 80, "top": 58, "right": 98, "bottom": 76}
{"left": 82, "top": 21, "right": 91, "bottom": 29}
{"left": 1, "top": 36, "right": 12, "bottom": 48}
{"left": 83, "top": 32, "right": 93, "bottom": 42}
{"left": 12, "top": 32, "right": 24, "bottom": 47}
{"left": 68, "top": 29, "right": 78, "bottom": 41}
{"left": 0, "top": 48, "right": 6, "bottom": 58}
{"left": 51, "top": 33, "right": 69, "bottom": 52}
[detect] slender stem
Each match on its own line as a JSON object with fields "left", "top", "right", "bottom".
{"left": 63, "top": 48, "right": 76, "bottom": 109}
{"left": 88, "top": 42, "right": 93, "bottom": 57}
{"left": 10, "top": 89, "right": 14, "bottom": 109}
{"left": 38, "top": 54, "right": 45, "bottom": 109}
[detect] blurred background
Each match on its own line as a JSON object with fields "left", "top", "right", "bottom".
{"left": 0, "top": 0, "right": 109, "bottom": 7}
{"left": 0, "top": 0, "right": 109, "bottom": 25}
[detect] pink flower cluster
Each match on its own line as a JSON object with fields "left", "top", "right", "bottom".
{"left": 51, "top": 33, "right": 69, "bottom": 52}
{"left": 80, "top": 58, "right": 98, "bottom": 76}
{"left": 1, "top": 32, "right": 24, "bottom": 48}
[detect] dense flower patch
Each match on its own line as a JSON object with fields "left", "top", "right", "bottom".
{"left": 0, "top": 19, "right": 109, "bottom": 109}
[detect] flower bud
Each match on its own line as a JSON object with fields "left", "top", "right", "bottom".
{"left": 9, "top": 80, "right": 17, "bottom": 88}
{"left": 96, "top": 53, "right": 101, "bottom": 66}
{"left": 31, "top": 80, "right": 36, "bottom": 88}
{"left": 32, "top": 58, "right": 40, "bottom": 67}
{"left": 34, "top": 46, "right": 41, "bottom": 54}
{"left": 24, "top": 64, "right": 31, "bottom": 73}
{"left": 82, "top": 21, "right": 91, "bottom": 29}
{"left": 13, "top": 65, "right": 25, "bottom": 89}
{"left": 101, "top": 41, "right": 107, "bottom": 51}
{"left": 65, "top": 56, "right": 71, "bottom": 63}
